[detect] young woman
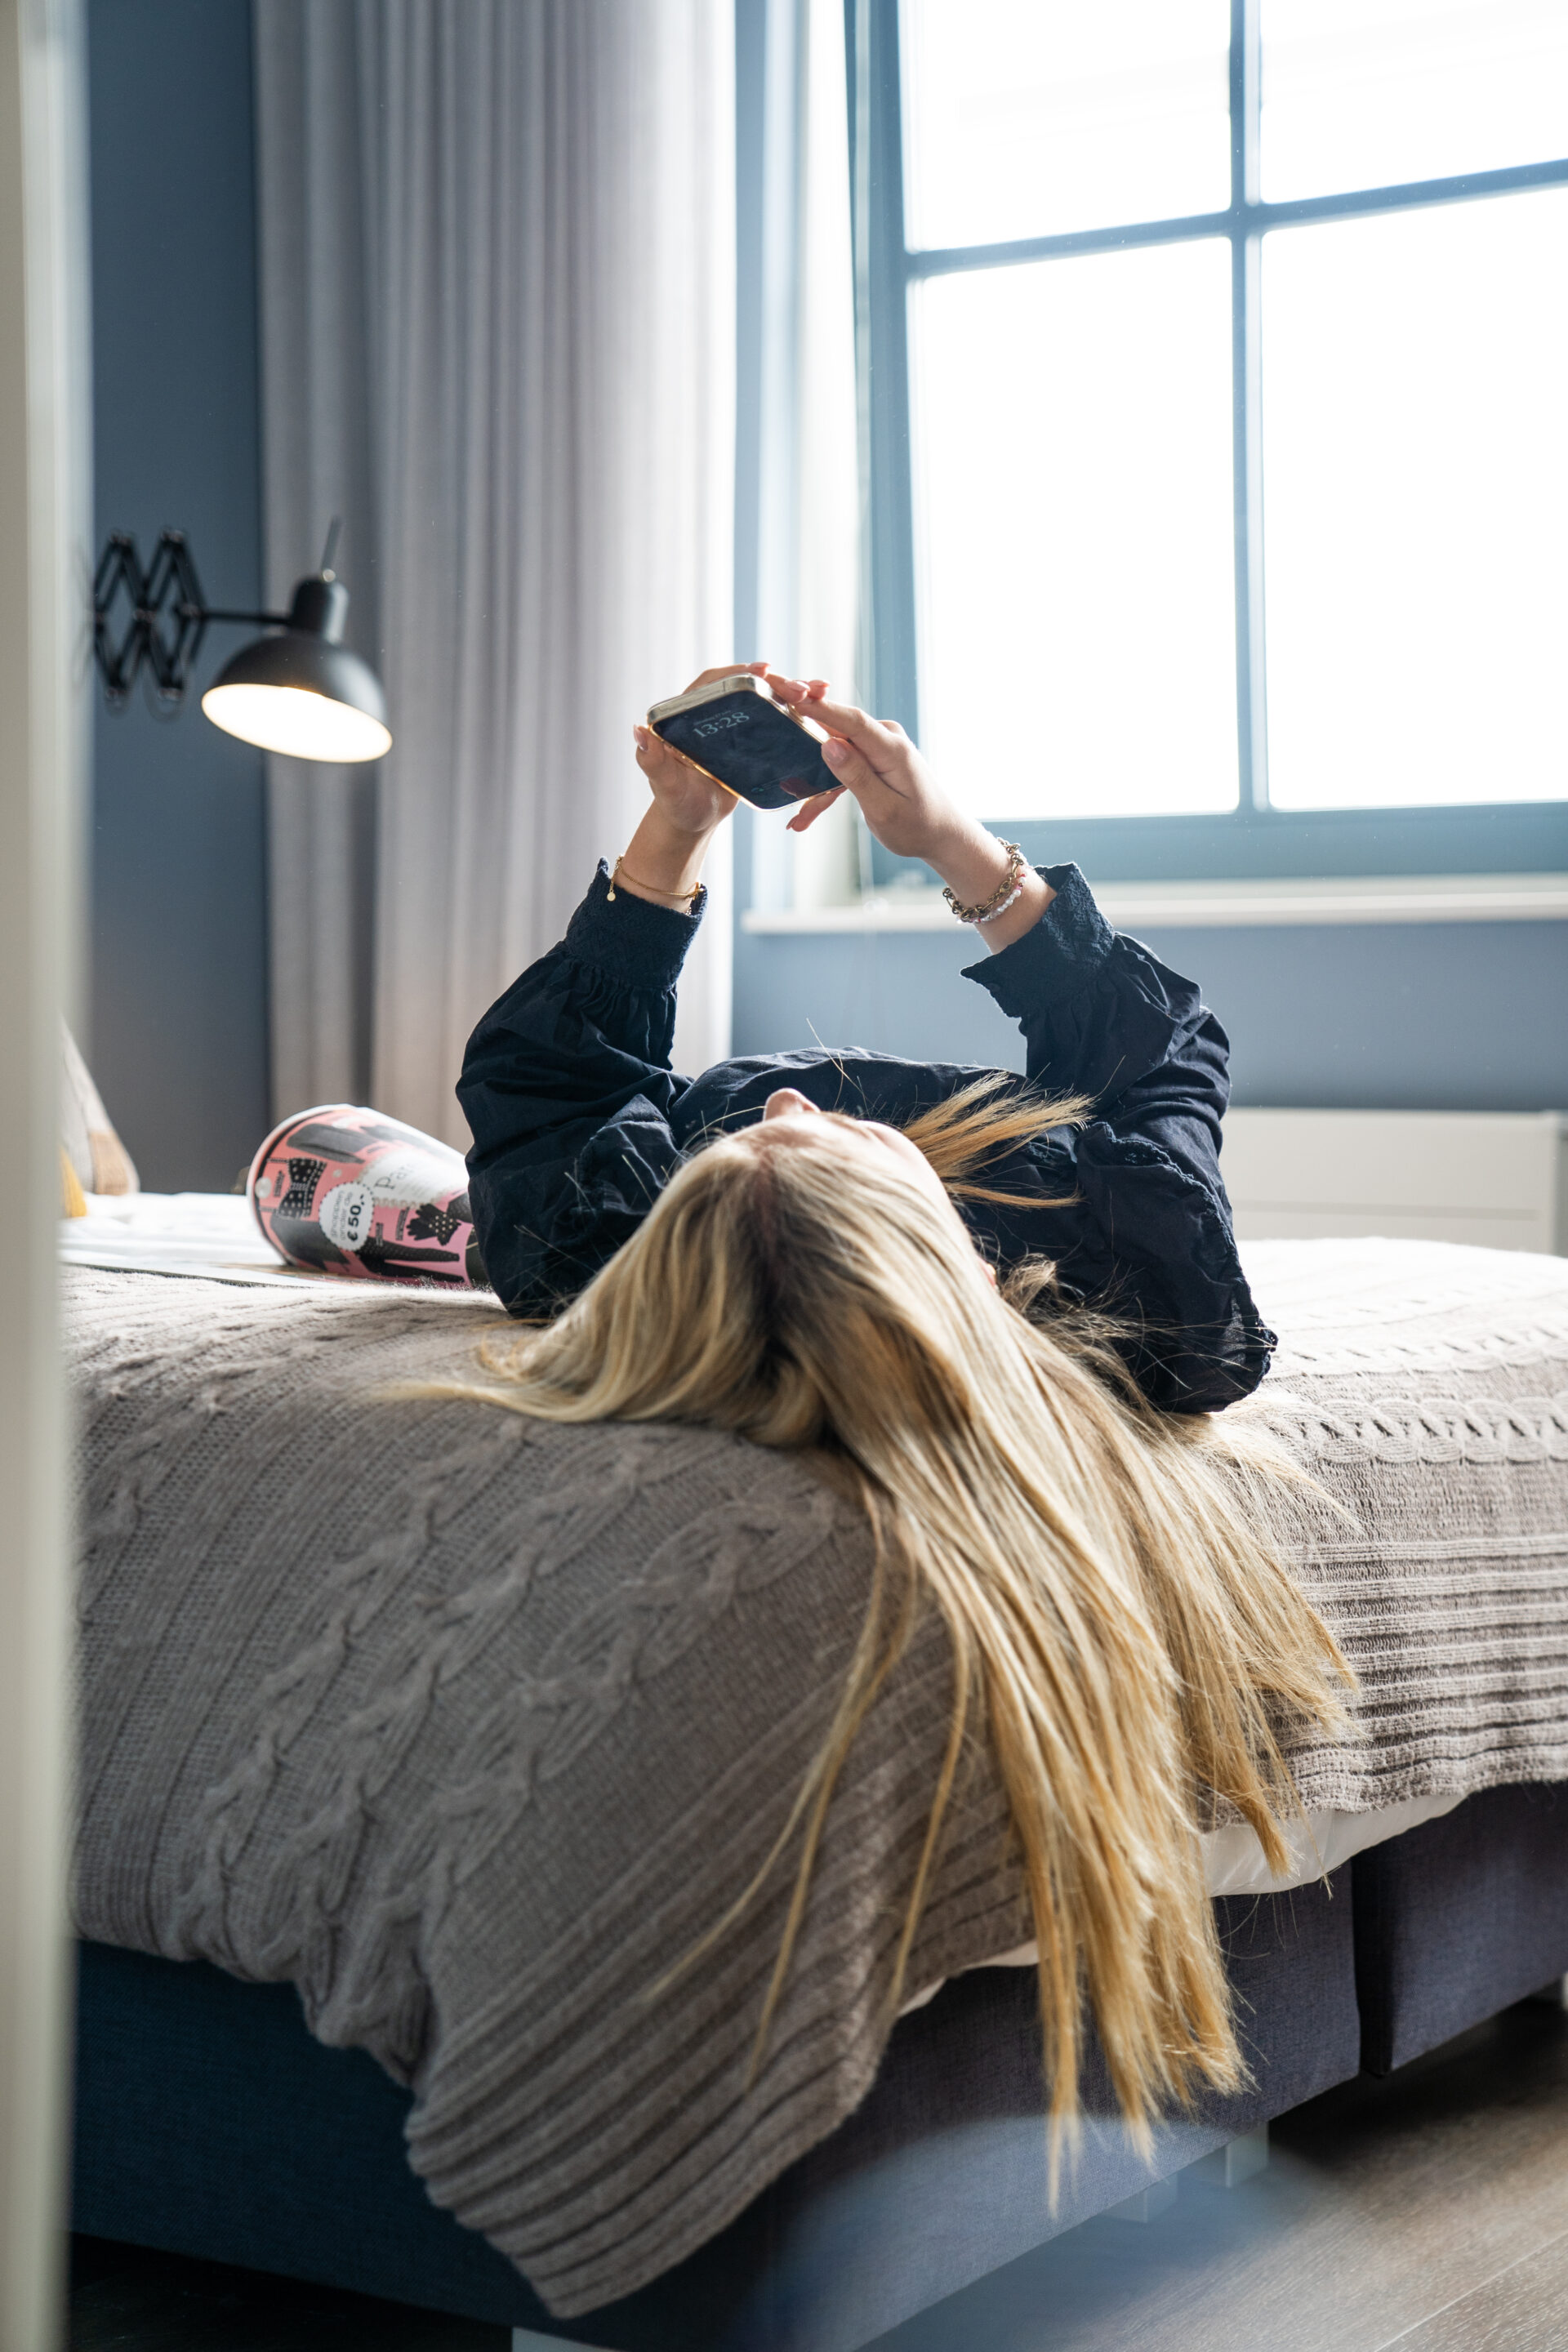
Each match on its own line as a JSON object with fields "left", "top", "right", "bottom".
{"left": 452, "top": 665, "right": 1348, "bottom": 2142}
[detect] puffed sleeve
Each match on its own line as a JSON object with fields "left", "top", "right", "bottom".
{"left": 964, "top": 865, "right": 1275, "bottom": 1411}
{"left": 457, "top": 863, "right": 702, "bottom": 1315}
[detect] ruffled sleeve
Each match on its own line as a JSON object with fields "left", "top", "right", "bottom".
{"left": 964, "top": 865, "right": 1276, "bottom": 1410}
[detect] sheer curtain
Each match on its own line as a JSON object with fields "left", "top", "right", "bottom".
{"left": 254, "top": 1, "right": 735, "bottom": 1147}
{"left": 742, "top": 0, "right": 863, "bottom": 916}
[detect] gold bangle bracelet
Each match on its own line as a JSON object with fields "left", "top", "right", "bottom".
{"left": 606, "top": 855, "right": 704, "bottom": 907}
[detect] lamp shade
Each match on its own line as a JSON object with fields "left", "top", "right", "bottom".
{"left": 201, "top": 575, "right": 391, "bottom": 763}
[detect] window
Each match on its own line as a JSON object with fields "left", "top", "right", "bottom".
{"left": 852, "top": 0, "right": 1568, "bottom": 879}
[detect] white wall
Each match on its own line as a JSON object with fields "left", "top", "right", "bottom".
{"left": 0, "top": 0, "right": 85, "bottom": 2343}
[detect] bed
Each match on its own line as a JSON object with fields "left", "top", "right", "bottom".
{"left": 64, "top": 1206, "right": 1568, "bottom": 2350}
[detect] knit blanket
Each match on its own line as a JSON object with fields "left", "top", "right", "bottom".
{"left": 69, "top": 1241, "right": 1568, "bottom": 2316}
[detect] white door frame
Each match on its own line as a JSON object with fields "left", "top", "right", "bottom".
{"left": 0, "top": 1, "right": 87, "bottom": 2344}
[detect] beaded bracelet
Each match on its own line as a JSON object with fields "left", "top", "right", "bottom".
{"left": 972, "top": 874, "right": 1027, "bottom": 926}
{"left": 942, "top": 841, "right": 1027, "bottom": 926}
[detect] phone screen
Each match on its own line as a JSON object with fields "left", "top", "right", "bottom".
{"left": 652, "top": 691, "right": 835, "bottom": 810}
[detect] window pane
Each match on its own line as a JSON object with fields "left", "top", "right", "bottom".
{"left": 1262, "top": 191, "right": 1568, "bottom": 811}
{"left": 911, "top": 243, "right": 1238, "bottom": 822}
{"left": 1261, "top": 0, "right": 1568, "bottom": 202}
{"left": 901, "top": 0, "right": 1230, "bottom": 251}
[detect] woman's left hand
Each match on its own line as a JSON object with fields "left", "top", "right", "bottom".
{"left": 763, "top": 675, "right": 845, "bottom": 835}
{"left": 764, "top": 673, "right": 959, "bottom": 861}
{"left": 764, "top": 670, "right": 1054, "bottom": 949}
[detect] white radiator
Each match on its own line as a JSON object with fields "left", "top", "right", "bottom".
{"left": 1222, "top": 1109, "right": 1568, "bottom": 1254}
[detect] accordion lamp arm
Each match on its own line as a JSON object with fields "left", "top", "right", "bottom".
{"left": 91, "top": 520, "right": 390, "bottom": 764}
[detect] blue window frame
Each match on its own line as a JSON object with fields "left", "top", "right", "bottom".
{"left": 849, "top": 0, "right": 1568, "bottom": 882}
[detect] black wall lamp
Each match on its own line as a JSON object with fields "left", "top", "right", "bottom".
{"left": 91, "top": 519, "right": 392, "bottom": 764}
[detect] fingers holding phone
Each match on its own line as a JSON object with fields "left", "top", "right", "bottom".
{"left": 632, "top": 722, "right": 739, "bottom": 837}
{"left": 784, "top": 785, "right": 846, "bottom": 835}
{"left": 642, "top": 666, "right": 964, "bottom": 867}
{"left": 646, "top": 670, "right": 838, "bottom": 812}
{"left": 765, "top": 671, "right": 829, "bottom": 708}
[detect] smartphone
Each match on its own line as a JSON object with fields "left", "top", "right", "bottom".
{"left": 647, "top": 673, "right": 836, "bottom": 811}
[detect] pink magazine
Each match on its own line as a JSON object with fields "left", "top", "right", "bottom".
{"left": 248, "top": 1104, "right": 488, "bottom": 1287}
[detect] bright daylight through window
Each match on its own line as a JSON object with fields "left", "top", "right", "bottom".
{"left": 890, "top": 0, "right": 1568, "bottom": 832}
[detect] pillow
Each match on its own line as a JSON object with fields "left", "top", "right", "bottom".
{"left": 60, "top": 1147, "right": 87, "bottom": 1218}
{"left": 61, "top": 1021, "right": 138, "bottom": 1198}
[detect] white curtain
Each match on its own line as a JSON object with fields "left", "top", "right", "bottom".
{"left": 747, "top": 0, "right": 863, "bottom": 915}
{"left": 254, "top": 1, "right": 736, "bottom": 1148}
{"left": 789, "top": 0, "right": 863, "bottom": 909}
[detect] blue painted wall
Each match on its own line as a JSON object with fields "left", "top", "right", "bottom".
{"left": 732, "top": 901, "right": 1568, "bottom": 1114}
{"left": 87, "top": 0, "right": 270, "bottom": 1192}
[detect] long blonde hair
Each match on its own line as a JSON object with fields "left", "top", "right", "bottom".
{"left": 415, "top": 1078, "right": 1349, "bottom": 2148}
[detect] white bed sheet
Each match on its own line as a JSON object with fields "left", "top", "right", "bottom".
{"left": 60, "top": 1191, "right": 317, "bottom": 1285}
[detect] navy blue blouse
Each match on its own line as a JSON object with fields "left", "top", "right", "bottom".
{"left": 458, "top": 861, "right": 1274, "bottom": 1413}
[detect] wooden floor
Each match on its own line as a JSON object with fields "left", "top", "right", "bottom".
{"left": 880, "top": 1997, "right": 1568, "bottom": 2352}
{"left": 71, "top": 1997, "right": 1568, "bottom": 2352}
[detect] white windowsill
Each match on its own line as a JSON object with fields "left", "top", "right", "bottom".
{"left": 741, "top": 871, "right": 1568, "bottom": 934}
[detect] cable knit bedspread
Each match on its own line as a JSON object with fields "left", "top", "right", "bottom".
{"left": 69, "top": 1239, "right": 1568, "bottom": 2317}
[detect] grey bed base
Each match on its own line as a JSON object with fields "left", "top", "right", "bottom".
{"left": 72, "top": 1784, "right": 1568, "bottom": 2352}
